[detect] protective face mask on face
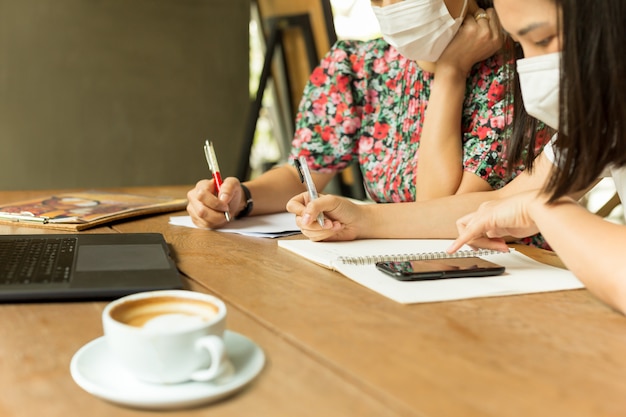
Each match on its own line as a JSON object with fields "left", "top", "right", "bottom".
{"left": 372, "top": 0, "right": 468, "bottom": 62}
{"left": 516, "top": 52, "right": 561, "bottom": 130}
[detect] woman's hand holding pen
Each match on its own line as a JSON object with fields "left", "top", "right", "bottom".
{"left": 187, "top": 177, "right": 245, "bottom": 229}
{"left": 286, "top": 193, "right": 363, "bottom": 242}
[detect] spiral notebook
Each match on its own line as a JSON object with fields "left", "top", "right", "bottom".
{"left": 278, "top": 239, "right": 503, "bottom": 269}
{"left": 277, "top": 239, "right": 584, "bottom": 304}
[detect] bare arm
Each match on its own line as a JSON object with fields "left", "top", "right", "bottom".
{"left": 415, "top": 8, "right": 503, "bottom": 200}
{"left": 243, "top": 165, "right": 334, "bottom": 215}
{"left": 526, "top": 197, "right": 626, "bottom": 314}
{"left": 286, "top": 152, "right": 554, "bottom": 241}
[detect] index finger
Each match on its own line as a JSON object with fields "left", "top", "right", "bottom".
{"left": 446, "top": 212, "right": 483, "bottom": 253}
{"left": 447, "top": 235, "right": 509, "bottom": 254}
{"left": 447, "top": 234, "right": 474, "bottom": 254}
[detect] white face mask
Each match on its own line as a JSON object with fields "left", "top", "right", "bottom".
{"left": 372, "top": 0, "right": 468, "bottom": 62}
{"left": 516, "top": 52, "right": 561, "bottom": 130}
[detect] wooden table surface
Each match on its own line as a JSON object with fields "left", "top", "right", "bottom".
{"left": 2, "top": 186, "right": 626, "bottom": 417}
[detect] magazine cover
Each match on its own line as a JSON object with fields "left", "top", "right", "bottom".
{"left": 0, "top": 191, "right": 187, "bottom": 230}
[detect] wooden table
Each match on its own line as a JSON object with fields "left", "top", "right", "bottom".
{"left": 2, "top": 186, "right": 626, "bottom": 417}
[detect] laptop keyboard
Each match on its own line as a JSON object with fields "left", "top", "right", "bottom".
{"left": 0, "top": 237, "right": 76, "bottom": 284}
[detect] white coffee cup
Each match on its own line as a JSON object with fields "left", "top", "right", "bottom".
{"left": 102, "top": 290, "right": 230, "bottom": 384}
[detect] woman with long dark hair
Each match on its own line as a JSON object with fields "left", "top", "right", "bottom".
{"left": 449, "top": 0, "right": 626, "bottom": 313}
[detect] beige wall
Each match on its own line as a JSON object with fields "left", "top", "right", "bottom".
{"left": 0, "top": 0, "right": 249, "bottom": 190}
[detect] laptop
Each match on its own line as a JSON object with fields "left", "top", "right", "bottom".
{"left": 0, "top": 233, "right": 183, "bottom": 302}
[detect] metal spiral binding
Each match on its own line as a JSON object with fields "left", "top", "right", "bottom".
{"left": 337, "top": 249, "right": 504, "bottom": 266}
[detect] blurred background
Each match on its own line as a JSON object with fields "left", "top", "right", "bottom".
{"left": 0, "top": 0, "right": 377, "bottom": 192}
{"left": 248, "top": 0, "right": 379, "bottom": 181}
{"left": 0, "top": 0, "right": 248, "bottom": 190}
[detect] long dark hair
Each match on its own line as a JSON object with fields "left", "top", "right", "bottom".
{"left": 504, "top": 41, "right": 554, "bottom": 175}
{"left": 542, "top": 0, "right": 626, "bottom": 201}
{"left": 482, "top": 0, "right": 553, "bottom": 178}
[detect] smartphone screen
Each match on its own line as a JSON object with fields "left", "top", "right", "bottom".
{"left": 375, "top": 257, "right": 505, "bottom": 281}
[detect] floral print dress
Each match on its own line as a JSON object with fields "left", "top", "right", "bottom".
{"left": 290, "top": 38, "right": 550, "bottom": 203}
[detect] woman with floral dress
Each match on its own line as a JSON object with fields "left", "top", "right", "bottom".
{"left": 186, "top": 0, "right": 550, "bottom": 234}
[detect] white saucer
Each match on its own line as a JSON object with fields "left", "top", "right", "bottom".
{"left": 70, "top": 330, "right": 265, "bottom": 410}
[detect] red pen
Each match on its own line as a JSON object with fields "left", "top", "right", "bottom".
{"left": 204, "top": 140, "right": 232, "bottom": 222}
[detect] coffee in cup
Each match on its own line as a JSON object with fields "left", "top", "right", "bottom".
{"left": 102, "top": 290, "right": 231, "bottom": 384}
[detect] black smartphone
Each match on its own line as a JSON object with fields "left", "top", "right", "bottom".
{"left": 375, "top": 257, "right": 505, "bottom": 281}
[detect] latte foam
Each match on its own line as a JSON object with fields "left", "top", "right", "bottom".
{"left": 110, "top": 296, "right": 219, "bottom": 328}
